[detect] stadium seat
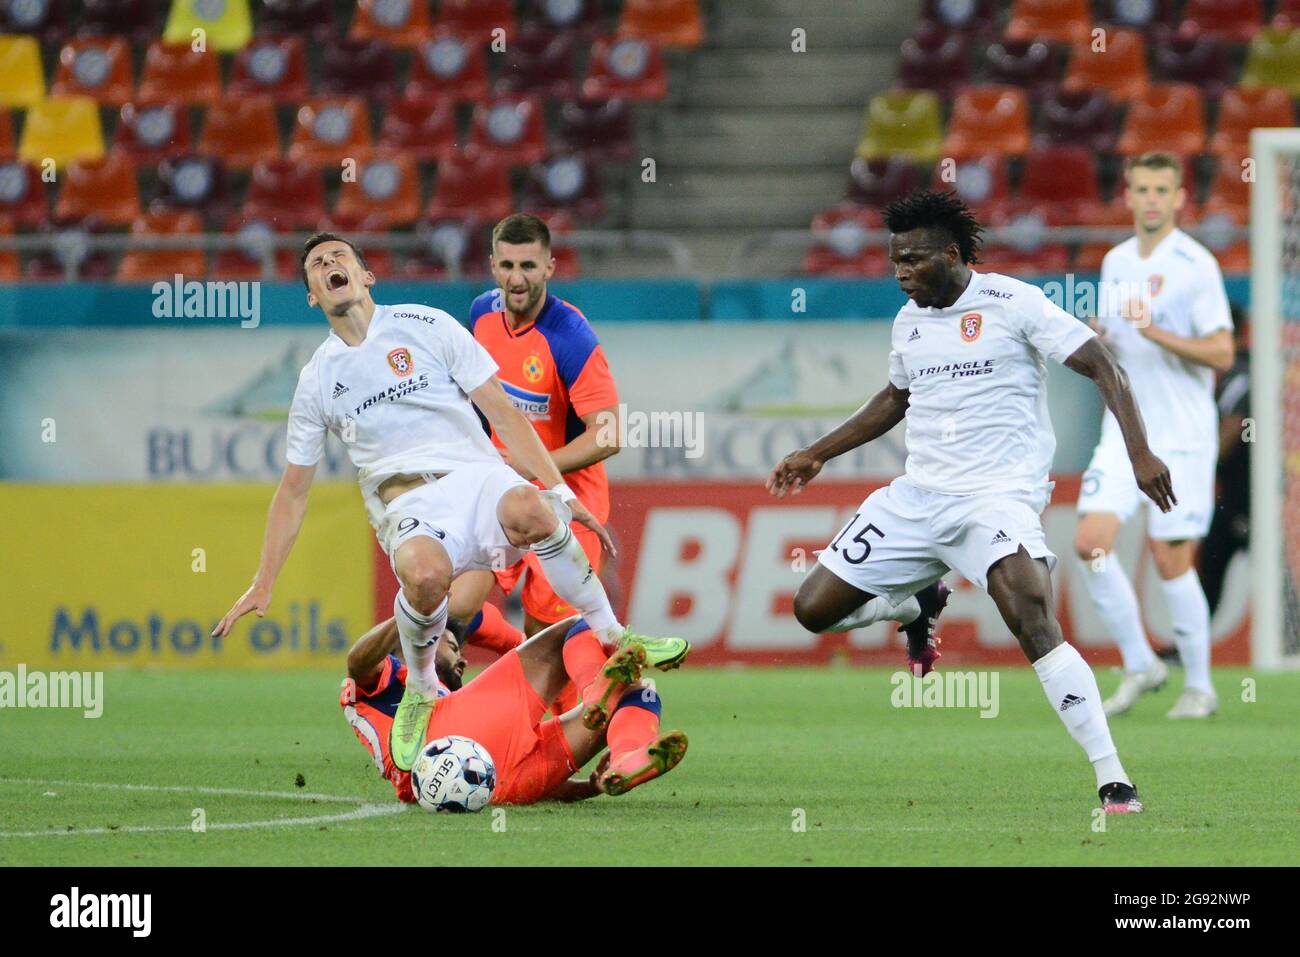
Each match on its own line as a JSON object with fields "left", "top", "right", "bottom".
{"left": 984, "top": 39, "right": 1059, "bottom": 98}
{"left": 845, "top": 156, "right": 925, "bottom": 208}
{"left": 52, "top": 152, "right": 141, "bottom": 226}
{"left": 116, "top": 209, "right": 206, "bottom": 282}
{"left": 163, "top": 0, "right": 253, "bottom": 52}
{"left": 79, "top": 0, "right": 161, "bottom": 45}
{"left": 1013, "top": 147, "right": 1105, "bottom": 225}
{"left": 228, "top": 34, "right": 309, "bottom": 103}
{"left": 1005, "top": 0, "right": 1091, "bottom": 45}
{"left": 153, "top": 154, "right": 227, "bottom": 219}
{"left": 378, "top": 92, "right": 459, "bottom": 163}
{"left": 257, "top": 0, "right": 337, "bottom": 42}
{"left": 1062, "top": 29, "right": 1149, "bottom": 103}
{"left": 0, "top": 215, "right": 18, "bottom": 281}
{"left": 919, "top": 0, "right": 996, "bottom": 34}
{"left": 199, "top": 96, "right": 281, "bottom": 170}
{"left": 288, "top": 97, "right": 373, "bottom": 169}
{"left": 898, "top": 22, "right": 972, "bottom": 98}
{"left": 243, "top": 158, "right": 326, "bottom": 228}
{"left": 1098, "top": 0, "right": 1176, "bottom": 34}
{"left": 0, "top": 109, "right": 13, "bottom": 159}
{"left": 522, "top": 153, "right": 604, "bottom": 221}
{"left": 1037, "top": 87, "right": 1117, "bottom": 152}
{"left": 403, "top": 215, "right": 489, "bottom": 278}
{"left": 618, "top": 0, "right": 703, "bottom": 48}
{"left": 0, "top": 161, "right": 48, "bottom": 228}
{"left": 1152, "top": 26, "right": 1231, "bottom": 97}
{"left": 468, "top": 96, "right": 549, "bottom": 166}
{"left": 581, "top": 36, "right": 668, "bottom": 101}
{"left": 51, "top": 37, "right": 135, "bottom": 106}
{"left": 1115, "top": 83, "right": 1206, "bottom": 157}
{"left": 348, "top": 0, "right": 434, "bottom": 48}
{"left": 425, "top": 148, "right": 513, "bottom": 223}
{"left": 980, "top": 235, "right": 1072, "bottom": 276}
{"left": 556, "top": 97, "right": 635, "bottom": 161}
{"left": 19, "top": 97, "right": 105, "bottom": 168}
{"left": 544, "top": 211, "right": 581, "bottom": 277}
{"left": 1241, "top": 27, "right": 1300, "bottom": 97}
{"left": 496, "top": 28, "right": 578, "bottom": 100}
{"left": 333, "top": 150, "right": 421, "bottom": 229}
{"left": 1277, "top": 0, "right": 1300, "bottom": 28}
{"left": 803, "top": 206, "right": 890, "bottom": 277}
{"left": 855, "top": 90, "right": 944, "bottom": 164}
{"left": 1210, "top": 86, "right": 1294, "bottom": 160}
{"left": 138, "top": 42, "right": 222, "bottom": 106}
{"left": 1203, "top": 154, "right": 1251, "bottom": 220}
{"left": 24, "top": 219, "right": 116, "bottom": 281}
{"left": 319, "top": 38, "right": 398, "bottom": 103}
{"left": 315, "top": 210, "right": 398, "bottom": 273}
{"left": 521, "top": 0, "right": 605, "bottom": 40}
{"left": 1, "top": 0, "right": 66, "bottom": 45}
{"left": 0, "top": 34, "right": 45, "bottom": 107}
{"left": 932, "top": 155, "right": 1012, "bottom": 223}
{"left": 408, "top": 29, "right": 490, "bottom": 103}
{"left": 436, "top": 0, "right": 517, "bottom": 40}
{"left": 1179, "top": 0, "right": 1263, "bottom": 44}
{"left": 212, "top": 213, "right": 296, "bottom": 280}
{"left": 113, "top": 101, "right": 193, "bottom": 162}
{"left": 942, "top": 86, "right": 1030, "bottom": 161}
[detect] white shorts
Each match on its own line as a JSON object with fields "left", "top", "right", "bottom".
{"left": 377, "top": 461, "right": 533, "bottom": 577}
{"left": 816, "top": 476, "right": 1057, "bottom": 603}
{"left": 1077, "top": 440, "right": 1215, "bottom": 540}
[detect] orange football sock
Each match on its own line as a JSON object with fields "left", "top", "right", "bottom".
{"left": 465, "top": 603, "right": 525, "bottom": 657}
{"left": 562, "top": 626, "right": 607, "bottom": 692}
{"left": 607, "top": 689, "right": 661, "bottom": 760}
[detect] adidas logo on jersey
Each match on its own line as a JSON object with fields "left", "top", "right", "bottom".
{"left": 1059, "top": 693, "right": 1086, "bottom": 712}
{"left": 907, "top": 328, "right": 920, "bottom": 342}
{"left": 333, "top": 382, "right": 349, "bottom": 398}
{"left": 990, "top": 529, "right": 1011, "bottom": 545}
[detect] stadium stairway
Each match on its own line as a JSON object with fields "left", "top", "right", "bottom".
{"left": 631, "top": 0, "right": 918, "bottom": 275}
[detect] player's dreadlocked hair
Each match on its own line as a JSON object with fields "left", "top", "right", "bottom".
{"left": 883, "top": 189, "right": 984, "bottom": 265}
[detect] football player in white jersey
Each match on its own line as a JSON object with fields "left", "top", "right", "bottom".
{"left": 213, "top": 234, "right": 687, "bottom": 772}
{"left": 1074, "top": 152, "right": 1234, "bottom": 721}
{"left": 769, "top": 190, "right": 1174, "bottom": 814}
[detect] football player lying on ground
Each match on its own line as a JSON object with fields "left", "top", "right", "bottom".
{"left": 341, "top": 615, "right": 688, "bottom": 804}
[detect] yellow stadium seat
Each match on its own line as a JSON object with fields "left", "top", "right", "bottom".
{"left": 19, "top": 97, "right": 105, "bottom": 168}
{"left": 856, "top": 91, "right": 944, "bottom": 164}
{"left": 0, "top": 35, "right": 46, "bottom": 108}
{"left": 1242, "top": 27, "right": 1300, "bottom": 97}
{"left": 163, "top": 0, "right": 253, "bottom": 53}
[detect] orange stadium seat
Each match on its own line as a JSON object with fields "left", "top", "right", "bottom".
{"left": 138, "top": 42, "right": 222, "bottom": 106}
{"left": 116, "top": 210, "right": 206, "bottom": 281}
{"left": 379, "top": 92, "right": 459, "bottom": 163}
{"left": 53, "top": 152, "right": 141, "bottom": 226}
{"left": 1179, "top": 0, "right": 1263, "bottom": 44}
{"left": 468, "top": 96, "right": 549, "bottom": 166}
{"left": 200, "top": 97, "right": 281, "bottom": 170}
{"left": 243, "top": 159, "right": 326, "bottom": 228}
{"left": 408, "top": 29, "right": 491, "bottom": 103}
{"left": 1005, "top": 0, "right": 1091, "bottom": 45}
{"left": 855, "top": 90, "right": 944, "bottom": 163}
{"left": 1210, "top": 86, "right": 1295, "bottom": 160}
{"left": 521, "top": 153, "right": 604, "bottom": 222}
{"left": 19, "top": 97, "right": 105, "bottom": 168}
{"left": 1116, "top": 83, "right": 1206, "bottom": 157}
{"left": 942, "top": 86, "right": 1030, "bottom": 161}
{"left": 931, "top": 155, "right": 1011, "bottom": 222}
{"left": 1203, "top": 154, "right": 1251, "bottom": 220}
{"left": 51, "top": 37, "right": 136, "bottom": 105}
{"left": 425, "top": 148, "right": 513, "bottom": 223}
{"left": 436, "top": 0, "right": 517, "bottom": 41}
{"left": 1062, "top": 29, "right": 1148, "bottom": 103}
{"left": 212, "top": 213, "right": 297, "bottom": 279}
{"left": 1014, "top": 147, "right": 1105, "bottom": 225}
{"left": 618, "top": 0, "right": 703, "bottom": 48}
{"left": 228, "top": 35, "right": 309, "bottom": 103}
{"left": 581, "top": 36, "right": 668, "bottom": 101}
{"left": 0, "top": 34, "right": 45, "bottom": 108}
{"left": 0, "top": 161, "right": 48, "bottom": 228}
{"left": 289, "top": 97, "right": 373, "bottom": 169}
{"left": 333, "top": 151, "right": 421, "bottom": 229}
{"left": 0, "top": 216, "right": 18, "bottom": 281}
{"left": 349, "top": 0, "right": 434, "bottom": 48}
{"left": 803, "top": 206, "right": 889, "bottom": 277}
{"left": 319, "top": 37, "right": 398, "bottom": 103}
{"left": 114, "top": 101, "right": 193, "bottom": 162}
{"left": 0, "top": 109, "right": 13, "bottom": 160}
{"left": 1241, "top": 27, "right": 1300, "bottom": 97}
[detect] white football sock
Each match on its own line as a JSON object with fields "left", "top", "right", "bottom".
{"left": 1079, "top": 553, "right": 1156, "bottom": 671}
{"left": 1160, "top": 568, "right": 1213, "bottom": 695}
{"left": 1032, "top": 642, "right": 1131, "bottom": 789}
{"left": 532, "top": 523, "right": 622, "bottom": 642}
{"left": 394, "top": 591, "right": 447, "bottom": 697}
{"left": 820, "top": 595, "right": 920, "bottom": 633}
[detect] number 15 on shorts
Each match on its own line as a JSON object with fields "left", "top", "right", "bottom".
{"left": 828, "top": 513, "right": 884, "bottom": 565}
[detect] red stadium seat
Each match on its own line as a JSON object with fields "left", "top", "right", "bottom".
{"left": 51, "top": 36, "right": 135, "bottom": 106}
{"left": 1005, "top": 0, "right": 1091, "bottom": 45}
{"left": 289, "top": 97, "right": 373, "bottom": 169}
{"left": 348, "top": 0, "right": 433, "bottom": 48}
{"left": 1037, "top": 87, "right": 1117, "bottom": 152}
{"left": 521, "top": 153, "right": 604, "bottom": 222}
{"left": 845, "top": 156, "right": 925, "bottom": 208}
{"left": 243, "top": 159, "right": 326, "bottom": 228}
{"left": 24, "top": 219, "right": 115, "bottom": 281}
{"left": 1, "top": 0, "right": 68, "bottom": 45}
{"left": 408, "top": 29, "right": 490, "bottom": 104}
{"left": 0, "top": 215, "right": 18, "bottom": 281}
{"left": 618, "top": 0, "right": 703, "bottom": 48}
{"left": 378, "top": 92, "right": 459, "bottom": 163}
{"left": 1013, "top": 147, "right": 1105, "bottom": 225}
{"left": 942, "top": 86, "right": 1030, "bottom": 160}
{"left": 984, "top": 38, "right": 1059, "bottom": 98}
{"left": 556, "top": 97, "right": 635, "bottom": 161}
{"left": 53, "top": 152, "right": 141, "bottom": 226}
{"left": 228, "top": 35, "right": 309, "bottom": 104}
{"left": 425, "top": 148, "right": 513, "bottom": 223}
{"left": 79, "top": 0, "right": 161, "bottom": 45}
{"left": 980, "top": 236, "right": 1072, "bottom": 276}
{"left": 521, "top": 0, "right": 605, "bottom": 40}
{"left": 1152, "top": 27, "right": 1231, "bottom": 97}
{"left": 931, "top": 155, "right": 1011, "bottom": 223}
{"left": 319, "top": 38, "right": 398, "bottom": 103}
{"left": 1210, "top": 85, "right": 1295, "bottom": 160}
{"left": 1098, "top": 0, "right": 1176, "bottom": 34}
{"left": 200, "top": 96, "right": 280, "bottom": 170}
{"left": 546, "top": 212, "right": 581, "bottom": 277}
{"left": 468, "top": 96, "right": 549, "bottom": 166}
{"left": 1116, "top": 83, "right": 1206, "bottom": 157}
{"left": 333, "top": 150, "right": 422, "bottom": 229}
{"left": 1179, "top": 0, "right": 1263, "bottom": 44}
{"left": 495, "top": 28, "right": 578, "bottom": 100}
{"left": 919, "top": 0, "right": 995, "bottom": 34}
{"left": 212, "top": 213, "right": 296, "bottom": 280}
{"left": 0, "top": 109, "right": 13, "bottom": 160}
{"left": 403, "top": 215, "right": 489, "bottom": 279}
{"left": 898, "top": 22, "right": 972, "bottom": 98}
{"left": 1278, "top": 0, "right": 1300, "bottom": 28}
{"left": 1203, "top": 155, "right": 1251, "bottom": 220}
{"left": 116, "top": 210, "right": 206, "bottom": 282}
{"left": 113, "top": 101, "right": 194, "bottom": 162}
{"left": 256, "top": 0, "right": 337, "bottom": 43}
{"left": 1063, "top": 29, "right": 1149, "bottom": 103}
{"left": 803, "top": 206, "right": 890, "bottom": 277}
{"left": 436, "top": 0, "right": 517, "bottom": 41}
{"left": 138, "top": 42, "right": 222, "bottom": 106}
{"left": 153, "top": 154, "right": 227, "bottom": 220}
{"left": 581, "top": 36, "right": 668, "bottom": 102}
{"left": 0, "top": 161, "right": 48, "bottom": 228}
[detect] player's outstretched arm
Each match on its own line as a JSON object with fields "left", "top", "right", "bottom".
{"left": 212, "top": 463, "right": 316, "bottom": 637}
{"left": 1064, "top": 338, "right": 1176, "bottom": 513}
{"left": 767, "top": 383, "right": 909, "bottom": 497}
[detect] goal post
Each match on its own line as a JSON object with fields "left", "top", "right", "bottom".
{"left": 1249, "top": 127, "right": 1300, "bottom": 670}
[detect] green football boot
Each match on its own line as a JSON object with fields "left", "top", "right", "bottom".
{"left": 389, "top": 687, "right": 436, "bottom": 772}
{"left": 616, "top": 628, "right": 690, "bottom": 672}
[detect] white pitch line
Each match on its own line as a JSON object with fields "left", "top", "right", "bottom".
{"left": 0, "top": 777, "right": 366, "bottom": 804}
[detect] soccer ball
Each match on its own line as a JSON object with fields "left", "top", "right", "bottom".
{"left": 410, "top": 736, "right": 496, "bottom": 813}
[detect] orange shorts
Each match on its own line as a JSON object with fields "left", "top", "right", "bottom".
{"left": 495, "top": 523, "right": 605, "bottom": 624}
{"left": 425, "top": 650, "right": 577, "bottom": 805}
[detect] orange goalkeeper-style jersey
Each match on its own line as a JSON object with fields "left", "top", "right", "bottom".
{"left": 470, "top": 291, "right": 619, "bottom": 522}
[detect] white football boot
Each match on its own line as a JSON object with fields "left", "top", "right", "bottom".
{"left": 1166, "top": 688, "right": 1218, "bottom": 719}
{"left": 1102, "top": 657, "right": 1169, "bottom": 717}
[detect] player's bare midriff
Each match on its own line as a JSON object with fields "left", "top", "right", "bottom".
{"left": 378, "top": 472, "right": 450, "bottom": 505}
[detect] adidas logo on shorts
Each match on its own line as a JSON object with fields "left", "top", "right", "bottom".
{"left": 333, "top": 382, "right": 349, "bottom": 398}
{"left": 990, "top": 529, "right": 1011, "bottom": 545}
{"left": 1059, "top": 693, "right": 1086, "bottom": 712}
{"left": 907, "top": 328, "right": 921, "bottom": 342}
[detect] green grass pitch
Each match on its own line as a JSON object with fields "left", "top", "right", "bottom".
{"left": 1, "top": 666, "right": 1296, "bottom": 866}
